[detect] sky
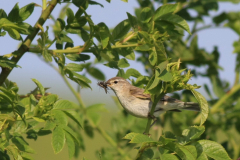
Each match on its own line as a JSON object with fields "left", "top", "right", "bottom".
{"left": 0, "top": 0, "right": 240, "bottom": 106}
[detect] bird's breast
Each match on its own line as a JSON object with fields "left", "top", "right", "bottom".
{"left": 115, "top": 92, "right": 151, "bottom": 118}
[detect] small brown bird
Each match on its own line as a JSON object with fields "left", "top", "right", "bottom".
{"left": 103, "top": 77, "right": 200, "bottom": 120}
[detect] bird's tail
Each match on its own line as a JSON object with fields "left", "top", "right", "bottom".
{"left": 182, "top": 102, "right": 201, "bottom": 112}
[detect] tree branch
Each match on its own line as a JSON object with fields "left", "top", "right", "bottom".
{"left": 0, "top": 0, "right": 58, "bottom": 86}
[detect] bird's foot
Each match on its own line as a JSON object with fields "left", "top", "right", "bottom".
{"left": 147, "top": 113, "right": 157, "bottom": 129}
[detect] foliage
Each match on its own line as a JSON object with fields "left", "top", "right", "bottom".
{"left": 0, "top": 0, "right": 240, "bottom": 159}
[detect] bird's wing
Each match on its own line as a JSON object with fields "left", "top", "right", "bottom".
{"left": 129, "top": 86, "right": 184, "bottom": 104}
{"left": 129, "top": 86, "right": 151, "bottom": 100}
{"left": 160, "top": 95, "right": 183, "bottom": 103}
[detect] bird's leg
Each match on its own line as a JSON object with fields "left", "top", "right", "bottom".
{"left": 143, "top": 113, "right": 157, "bottom": 135}
{"left": 148, "top": 113, "right": 157, "bottom": 128}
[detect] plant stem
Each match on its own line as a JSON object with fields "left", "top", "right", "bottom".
{"left": 61, "top": 73, "right": 86, "bottom": 109}
{"left": 211, "top": 84, "right": 240, "bottom": 113}
{"left": 0, "top": 0, "right": 58, "bottom": 86}
{"left": 234, "top": 71, "right": 239, "bottom": 86}
{"left": 42, "top": 0, "right": 47, "bottom": 11}
{"left": 144, "top": 94, "right": 164, "bottom": 134}
{"left": 49, "top": 43, "right": 139, "bottom": 53}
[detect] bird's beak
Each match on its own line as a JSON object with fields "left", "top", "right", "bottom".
{"left": 106, "top": 82, "right": 111, "bottom": 86}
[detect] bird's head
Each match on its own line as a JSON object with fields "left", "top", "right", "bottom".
{"left": 106, "top": 77, "right": 131, "bottom": 92}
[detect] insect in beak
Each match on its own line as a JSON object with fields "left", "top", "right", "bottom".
{"left": 97, "top": 81, "right": 109, "bottom": 94}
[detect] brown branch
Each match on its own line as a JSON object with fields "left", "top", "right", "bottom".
{"left": 0, "top": 0, "right": 58, "bottom": 85}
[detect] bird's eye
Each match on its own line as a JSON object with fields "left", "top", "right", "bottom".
{"left": 114, "top": 81, "right": 118, "bottom": 84}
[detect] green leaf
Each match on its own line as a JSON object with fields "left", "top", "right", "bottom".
{"left": 117, "top": 69, "right": 125, "bottom": 78}
{"left": 72, "top": 72, "right": 91, "bottom": 83}
{"left": 159, "top": 13, "right": 191, "bottom": 34}
{"left": 70, "top": 17, "right": 87, "bottom": 28}
{"left": 0, "top": 18, "right": 20, "bottom": 31}
{"left": 12, "top": 136, "right": 35, "bottom": 153}
{"left": 191, "top": 90, "right": 209, "bottom": 126}
{"left": 140, "top": 7, "right": 152, "bottom": 23}
{"left": 0, "top": 86, "right": 15, "bottom": 100}
{"left": 87, "top": 67, "right": 105, "bottom": 80}
{"left": 0, "top": 114, "right": 15, "bottom": 121}
{"left": 0, "top": 150, "right": 10, "bottom": 160}
{"left": 97, "top": 22, "right": 110, "bottom": 49}
{"left": 149, "top": 50, "right": 157, "bottom": 66}
{"left": 59, "top": 34, "right": 73, "bottom": 43}
{"left": 194, "top": 140, "right": 231, "bottom": 160}
{"left": 123, "top": 133, "right": 154, "bottom": 143}
{"left": 178, "top": 145, "right": 196, "bottom": 160}
{"left": 147, "top": 70, "right": 161, "bottom": 91}
{"left": 8, "top": 3, "right": 20, "bottom": 22}
{"left": 112, "top": 19, "right": 131, "bottom": 40}
{"left": 88, "top": 1, "right": 104, "bottom": 7}
{"left": 213, "top": 12, "right": 227, "bottom": 25}
{"left": 4, "top": 27, "right": 21, "bottom": 40}
{"left": 63, "top": 110, "right": 83, "bottom": 128}
{"left": 16, "top": 22, "right": 33, "bottom": 35}
{"left": 53, "top": 100, "right": 76, "bottom": 110}
{"left": 0, "top": 9, "right": 7, "bottom": 19}
{"left": 56, "top": 18, "right": 66, "bottom": 31}
{"left": 0, "top": 92, "right": 13, "bottom": 103}
{"left": 65, "top": 25, "right": 81, "bottom": 34}
{"left": 178, "top": 126, "right": 205, "bottom": 145}
{"left": 44, "top": 120, "right": 56, "bottom": 130}
{"left": 127, "top": 12, "right": 138, "bottom": 29}
{"left": 104, "top": 61, "right": 118, "bottom": 69}
{"left": 158, "top": 69, "right": 173, "bottom": 82}
{"left": 32, "top": 117, "right": 45, "bottom": 122}
{"left": 118, "top": 48, "right": 135, "bottom": 60}
{"left": 154, "top": 4, "right": 178, "bottom": 21}
{"left": 125, "top": 68, "right": 141, "bottom": 78}
{"left": 163, "top": 142, "right": 187, "bottom": 160}
{"left": 32, "top": 79, "right": 45, "bottom": 95}
{"left": 0, "top": 58, "right": 21, "bottom": 69}
{"left": 134, "top": 76, "right": 150, "bottom": 87}
{"left": 118, "top": 58, "right": 130, "bottom": 68}
{"left": 0, "top": 31, "right": 6, "bottom": 36}
{"left": 66, "top": 8, "right": 74, "bottom": 24}
{"left": 154, "top": 41, "right": 167, "bottom": 63}
{"left": 65, "top": 132, "right": 75, "bottom": 159}
{"left": 65, "top": 63, "right": 84, "bottom": 72}
{"left": 156, "top": 60, "right": 168, "bottom": 74}
{"left": 161, "top": 154, "right": 179, "bottom": 160}
{"left": 52, "top": 126, "right": 65, "bottom": 154}
{"left": 6, "top": 145, "right": 20, "bottom": 159}
{"left": 135, "top": 44, "right": 150, "bottom": 51}
{"left": 42, "top": 49, "right": 52, "bottom": 62}
{"left": 44, "top": 94, "right": 58, "bottom": 105}
{"left": 52, "top": 110, "right": 68, "bottom": 126}
{"left": 101, "top": 50, "right": 119, "bottom": 61}
{"left": 86, "top": 104, "right": 107, "bottom": 126}
{"left": 19, "top": 3, "right": 35, "bottom": 21}
{"left": 67, "top": 71, "right": 92, "bottom": 89}
{"left": 65, "top": 54, "right": 90, "bottom": 62}
{"left": 62, "top": 125, "right": 80, "bottom": 145}
{"left": 141, "top": 148, "right": 154, "bottom": 159}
